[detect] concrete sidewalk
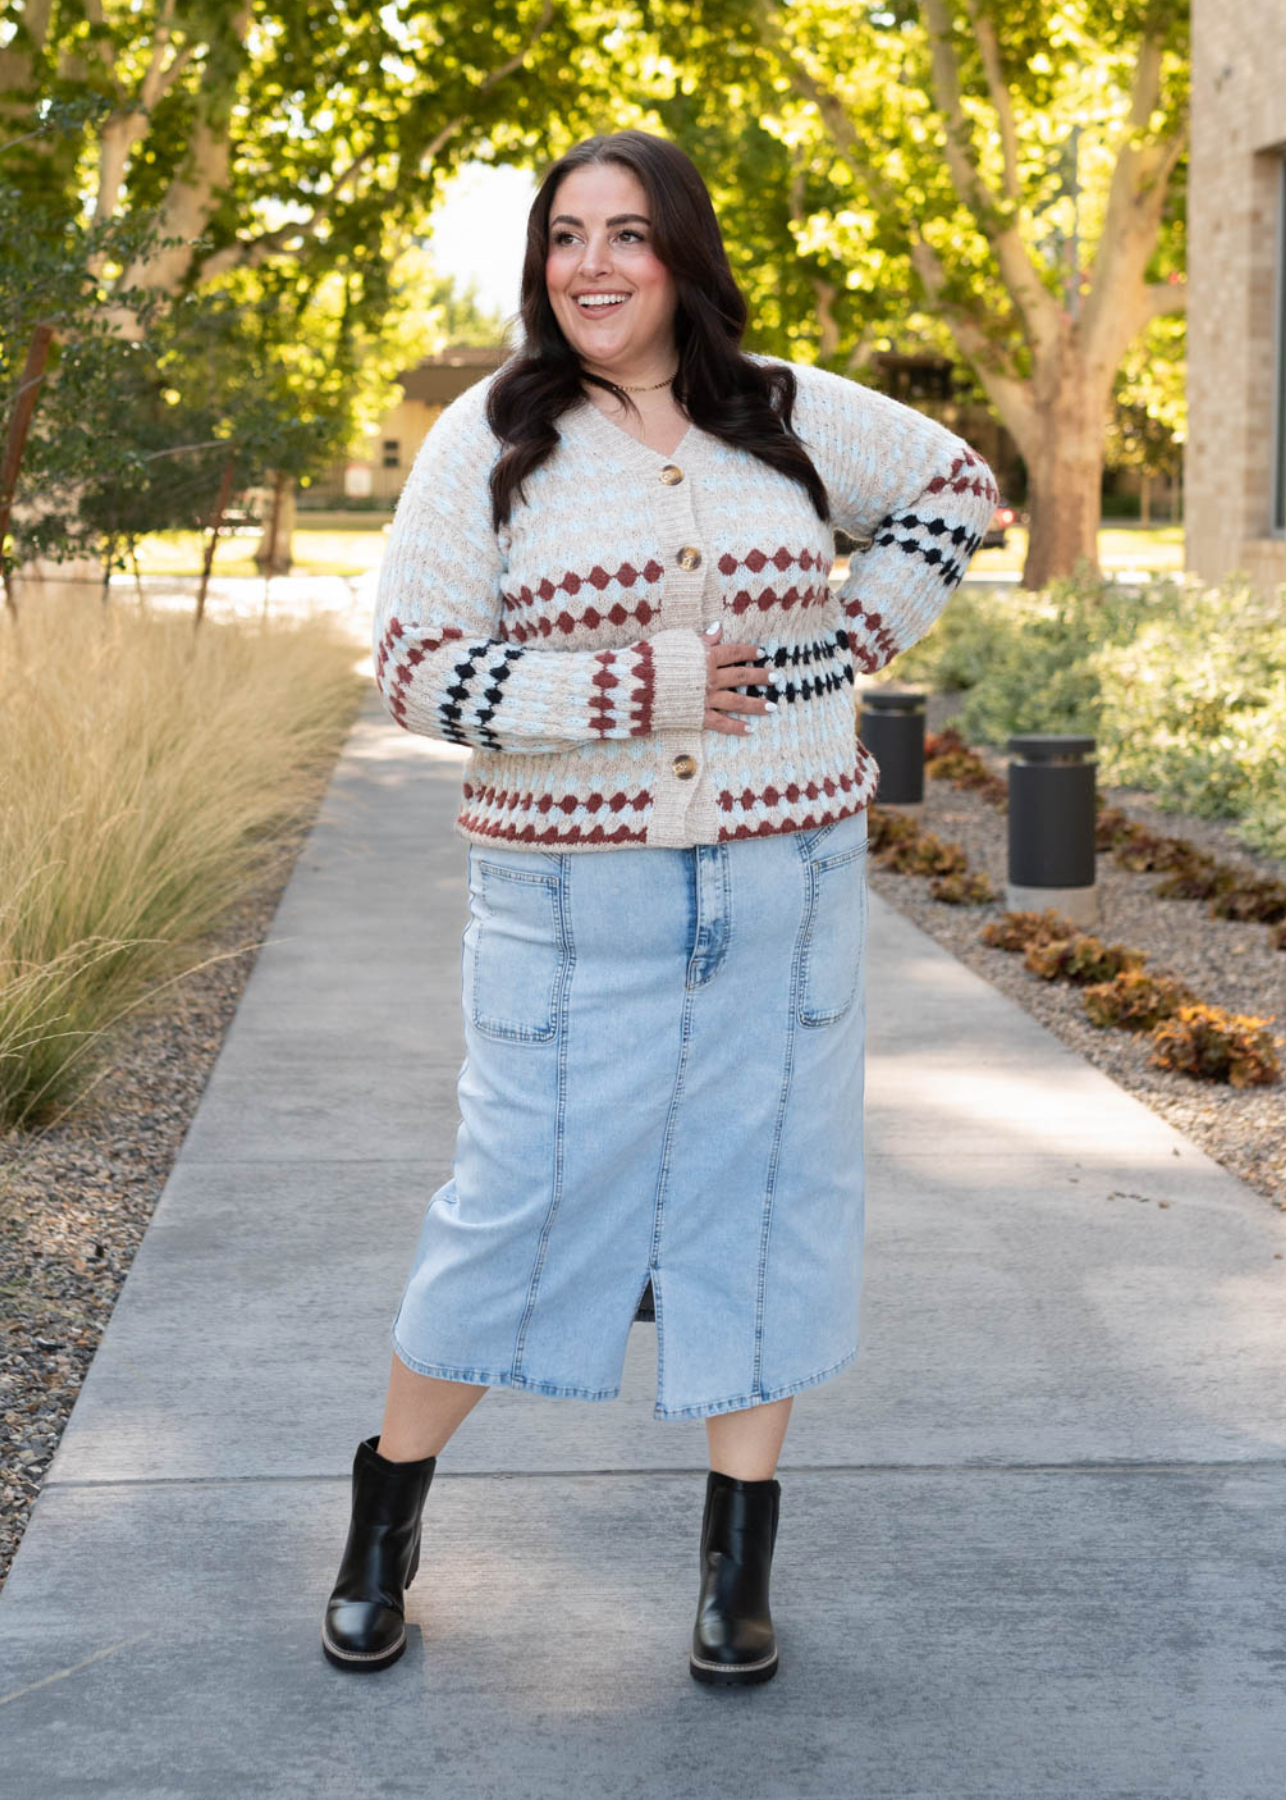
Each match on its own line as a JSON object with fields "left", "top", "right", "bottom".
{"left": 2, "top": 692, "right": 1283, "bottom": 1800}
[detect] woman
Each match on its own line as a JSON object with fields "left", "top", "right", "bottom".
{"left": 322, "top": 129, "right": 997, "bottom": 1684}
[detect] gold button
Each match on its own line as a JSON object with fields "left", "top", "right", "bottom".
{"left": 659, "top": 464, "right": 684, "bottom": 485}
{"left": 672, "top": 753, "right": 698, "bottom": 780}
{"left": 676, "top": 545, "right": 702, "bottom": 571}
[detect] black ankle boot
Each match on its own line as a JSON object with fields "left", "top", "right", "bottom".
{"left": 689, "top": 1468, "right": 781, "bottom": 1686}
{"left": 322, "top": 1434, "right": 436, "bottom": 1671}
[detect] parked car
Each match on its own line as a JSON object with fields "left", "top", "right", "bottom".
{"left": 982, "top": 501, "right": 1017, "bottom": 549}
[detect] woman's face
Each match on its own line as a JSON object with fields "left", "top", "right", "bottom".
{"left": 544, "top": 163, "right": 678, "bottom": 377}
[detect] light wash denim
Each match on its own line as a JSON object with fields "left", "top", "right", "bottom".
{"left": 391, "top": 805, "right": 869, "bottom": 1421}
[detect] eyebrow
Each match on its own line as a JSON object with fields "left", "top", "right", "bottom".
{"left": 549, "top": 213, "right": 650, "bottom": 228}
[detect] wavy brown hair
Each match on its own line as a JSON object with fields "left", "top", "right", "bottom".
{"left": 485, "top": 129, "right": 831, "bottom": 533}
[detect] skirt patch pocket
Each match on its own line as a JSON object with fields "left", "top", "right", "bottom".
{"left": 797, "top": 834, "right": 868, "bottom": 1028}
{"left": 467, "top": 855, "right": 569, "bottom": 1044}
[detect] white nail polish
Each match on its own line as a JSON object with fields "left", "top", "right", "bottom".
{"left": 764, "top": 700, "right": 778, "bottom": 711}
{"left": 704, "top": 620, "right": 721, "bottom": 634}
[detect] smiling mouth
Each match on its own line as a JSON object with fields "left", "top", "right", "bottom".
{"left": 575, "top": 293, "right": 630, "bottom": 314}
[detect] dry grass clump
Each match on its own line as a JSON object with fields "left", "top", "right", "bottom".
{"left": 0, "top": 597, "right": 363, "bottom": 1128}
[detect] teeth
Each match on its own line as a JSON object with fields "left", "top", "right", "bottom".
{"left": 577, "top": 294, "right": 628, "bottom": 307}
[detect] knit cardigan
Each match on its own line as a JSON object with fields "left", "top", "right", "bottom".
{"left": 371, "top": 354, "right": 998, "bottom": 850}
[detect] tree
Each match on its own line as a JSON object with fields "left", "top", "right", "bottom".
{"left": 649, "top": 0, "right": 1187, "bottom": 586}
{"left": 0, "top": 0, "right": 625, "bottom": 571}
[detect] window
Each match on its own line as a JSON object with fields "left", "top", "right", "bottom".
{"left": 1274, "top": 155, "right": 1286, "bottom": 534}
{"left": 382, "top": 439, "right": 400, "bottom": 470}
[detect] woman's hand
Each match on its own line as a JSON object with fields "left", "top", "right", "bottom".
{"left": 701, "top": 620, "right": 777, "bottom": 736}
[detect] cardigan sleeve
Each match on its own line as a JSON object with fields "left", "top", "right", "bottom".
{"left": 371, "top": 381, "right": 709, "bottom": 754}
{"left": 776, "top": 359, "right": 998, "bottom": 677}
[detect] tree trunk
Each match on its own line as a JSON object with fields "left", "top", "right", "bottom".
{"left": 196, "top": 453, "right": 238, "bottom": 628}
{"left": 1019, "top": 380, "right": 1107, "bottom": 589}
{"left": 1140, "top": 472, "right": 1152, "bottom": 529}
{"left": 252, "top": 471, "right": 294, "bottom": 576}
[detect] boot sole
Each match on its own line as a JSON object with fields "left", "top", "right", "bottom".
{"left": 321, "top": 1623, "right": 408, "bottom": 1672}
{"left": 689, "top": 1646, "right": 779, "bottom": 1687}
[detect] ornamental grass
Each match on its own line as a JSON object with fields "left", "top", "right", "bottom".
{"left": 0, "top": 596, "right": 363, "bottom": 1129}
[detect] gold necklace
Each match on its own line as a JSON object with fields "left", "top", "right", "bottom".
{"left": 616, "top": 371, "right": 678, "bottom": 392}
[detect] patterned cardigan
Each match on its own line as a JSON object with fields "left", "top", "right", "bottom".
{"left": 371, "top": 353, "right": 998, "bottom": 850}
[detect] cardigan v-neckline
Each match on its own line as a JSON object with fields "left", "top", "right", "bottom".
{"left": 569, "top": 395, "right": 698, "bottom": 469}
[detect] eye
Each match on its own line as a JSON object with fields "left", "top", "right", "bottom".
{"left": 552, "top": 230, "right": 577, "bottom": 245}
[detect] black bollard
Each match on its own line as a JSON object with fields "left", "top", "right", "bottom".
{"left": 858, "top": 688, "right": 927, "bottom": 806}
{"left": 1007, "top": 734, "right": 1099, "bottom": 926}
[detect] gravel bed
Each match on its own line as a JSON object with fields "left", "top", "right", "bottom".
{"left": 870, "top": 698, "right": 1286, "bottom": 1211}
{"left": 0, "top": 762, "right": 341, "bottom": 1594}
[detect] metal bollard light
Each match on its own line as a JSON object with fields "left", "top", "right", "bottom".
{"left": 858, "top": 688, "right": 927, "bottom": 807}
{"left": 1007, "top": 733, "right": 1100, "bottom": 927}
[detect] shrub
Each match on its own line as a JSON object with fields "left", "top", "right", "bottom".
{"left": 904, "top": 572, "right": 1286, "bottom": 859}
{"left": 1148, "top": 1006, "right": 1282, "bottom": 1088}
{"left": 866, "top": 805, "right": 921, "bottom": 856}
{"left": 876, "top": 829, "right": 968, "bottom": 877}
{"left": 867, "top": 805, "right": 968, "bottom": 876}
{"left": 1206, "top": 876, "right": 1286, "bottom": 926}
{"left": 1023, "top": 934, "right": 1147, "bottom": 985}
{"left": 980, "top": 909, "right": 1081, "bottom": 952}
{"left": 923, "top": 727, "right": 1009, "bottom": 806}
{"left": 1152, "top": 856, "right": 1232, "bottom": 903}
{"left": 0, "top": 596, "right": 363, "bottom": 1128}
{"left": 1082, "top": 970, "right": 1196, "bottom": 1031}
{"left": 929, "top": 869, "right": 995, "bottom": 905}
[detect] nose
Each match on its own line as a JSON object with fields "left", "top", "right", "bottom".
{"left": 577, "top": 229, "right": 613, "bottom": 279}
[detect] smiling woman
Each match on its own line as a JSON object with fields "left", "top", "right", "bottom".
{"left": 324, "top": 126, "right": 997, "bottom": 1689}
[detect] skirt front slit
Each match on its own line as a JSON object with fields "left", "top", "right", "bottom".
{"left": 390, "top": 806, "right": 869, "bottom": 1421}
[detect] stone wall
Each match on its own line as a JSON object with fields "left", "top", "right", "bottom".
{"left": 1187, "top": 0, "right": 1286, "bottom": 585}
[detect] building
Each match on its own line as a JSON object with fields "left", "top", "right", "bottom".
{"left": 308, "top": 343, "right": 508, "bottom": 507}
{"left": 1186, "top": 0, "right": 1286, "bottom": 586}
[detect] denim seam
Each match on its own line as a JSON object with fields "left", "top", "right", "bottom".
{"left": 749, "top": 874, "right": 810, "bottom": 1395}
{"left": 652, "top": 1344, "right": 860, "bottom": 1420}
{"left": 511, "top": 853, "right": 574, "bottom": 1378}
{"left": 649, "top": 982, "right": 696, "bottom": 1410}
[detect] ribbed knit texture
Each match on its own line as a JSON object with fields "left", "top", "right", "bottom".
{"left": 371, "top": 354, "right": 998, "bottom": 850}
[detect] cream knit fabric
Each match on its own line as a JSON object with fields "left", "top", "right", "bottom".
{"left": 371, "top": 354, "right": 998, "bottom": 850}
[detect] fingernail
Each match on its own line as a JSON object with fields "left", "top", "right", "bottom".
{"left": 704, "top": 620, "right": 721, "bottom": 634}
{"left": 764, "top": 700, "right": 778, "bottom": 711}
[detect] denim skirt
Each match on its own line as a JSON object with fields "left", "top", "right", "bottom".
{"left": 390, "top": 805, "right": 869, "bottom": 1422}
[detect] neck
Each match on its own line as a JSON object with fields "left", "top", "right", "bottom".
{"left": 581, "top": 349, "right": 677, "bottom": 391}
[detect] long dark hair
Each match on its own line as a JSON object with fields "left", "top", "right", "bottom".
{"left": 485, "top": 129, "right": 830, "bottom": 533}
